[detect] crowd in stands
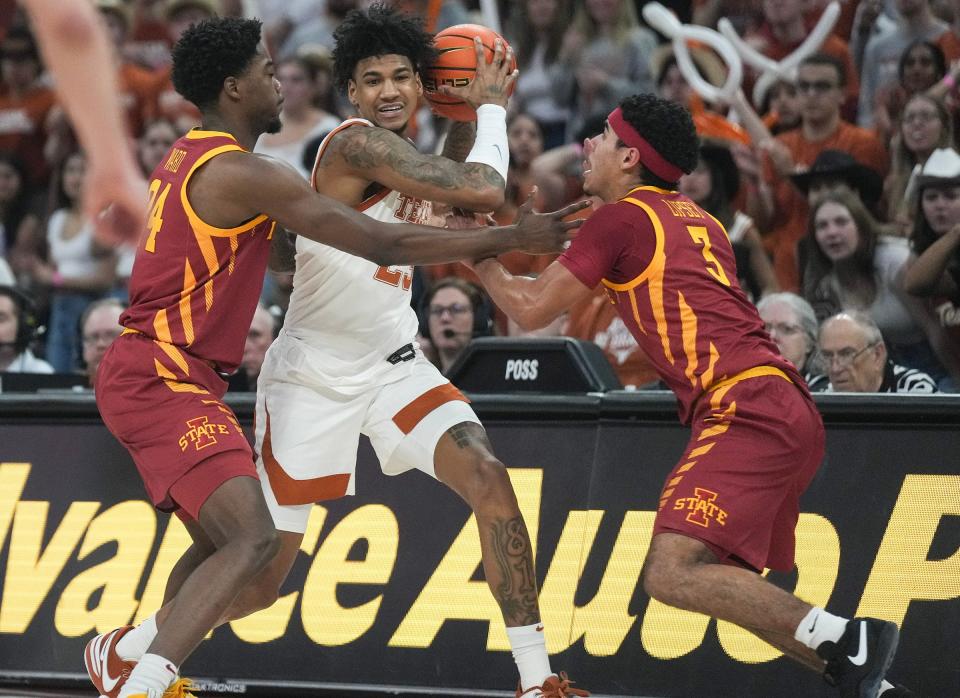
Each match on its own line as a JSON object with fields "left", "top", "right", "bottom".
{"left": 1, "top": 0, "right": 959, "bottom": 395}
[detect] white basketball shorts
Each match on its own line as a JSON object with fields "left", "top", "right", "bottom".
{"left": 253, "top": 336, "right": 480, "bottom": 533}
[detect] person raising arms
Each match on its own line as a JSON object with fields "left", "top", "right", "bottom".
{"left": 247, "top": 5, "right": 585, "bottom": 696}
{"left": 83, "top": 15, "right": 583, "bottom": 698}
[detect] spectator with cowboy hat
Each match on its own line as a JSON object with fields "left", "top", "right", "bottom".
{"left": 790, "top": 149, "right": 885, "bottom": 216}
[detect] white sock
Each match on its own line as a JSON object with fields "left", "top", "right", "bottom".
{"left": 118, "top": 653, "right": 177, "bottom": 698}
{"left": 794, "top": 607, "right": 849, "bottom": 651}
{"left": 116, "top": 614, "right": 158, "bottom": 661}
{"left": 507, "top": 623, "right": 552, "bottom": 692}
{"left": 879, "top": 680, "right": 896, "bottom": 694}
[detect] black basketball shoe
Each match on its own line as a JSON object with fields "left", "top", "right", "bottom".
{"left": 816, "top": 618, "right": 899, "bottom": 698}
{"left": 879, "top": 685, "right": 918, "bottom": 697}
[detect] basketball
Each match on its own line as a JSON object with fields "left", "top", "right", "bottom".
{"left": 423, "top": 24, "right": 517, "bottom": 122}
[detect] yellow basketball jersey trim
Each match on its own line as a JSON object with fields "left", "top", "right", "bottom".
{"left": 705, "top": 365, "right": 792, "bottom": 396}
{"left": 153, "top": 308, "right": 172, "bottom": 344}
{"left": 601, "top": 195, "right": 674, "bottom": 365}
{"left": 600, "top": 195, "right": 665, "bottom": 292}
{"left": 627, "top": 185, "right": 674, "bottom": 195}
{"left": 677, "top": 291, "right": 699, "bottom": 386}
{"left": 180, "top": 144, "right": 269, "bottom": 238}
{"left": 180, "top": 259, "right": 196, "bottom": 345}
{"left": 184, "top": 129, "right": 238, "bottom": 141}
{"left": 154, "top": 340, "right": 190, "bottom": 375}
{"left": 192, "top": 233, "right": 220, "bottom": 311}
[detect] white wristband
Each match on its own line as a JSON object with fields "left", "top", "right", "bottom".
{"left": 465, "top": 104, "right": 509, "bottom": 185}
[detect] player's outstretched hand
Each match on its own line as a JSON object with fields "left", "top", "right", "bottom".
{"left": 440, "top": 36, "right": 518, "bottom": 110}
{"left": 510, "top": 188, "right": 590, "bottom": 254}
{"left": 86, "top": 161, "right": 148, "bottom": 246}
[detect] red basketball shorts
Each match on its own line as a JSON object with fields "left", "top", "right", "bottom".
{"left": 95, "top": 331, "right": 257, "bottom": 520}
{"left": 653, "top": 367, "right": 825, "bottom": 572}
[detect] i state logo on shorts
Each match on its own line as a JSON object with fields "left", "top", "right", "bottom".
{"left": 673, "top": 488, "right": 728, "bottom": 528}
{"left": 178, "top": 416, "right": 231, "bottom": 452}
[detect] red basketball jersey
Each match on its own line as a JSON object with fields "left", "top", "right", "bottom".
{"left": 121, "top": 129, "right": 276, "bottom": 372}
{"left": 559, "top": 186, "right": 799, "bottom": 423}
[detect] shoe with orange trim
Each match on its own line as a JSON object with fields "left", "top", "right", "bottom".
{"left": 84, "top": 626, "right": 136, "bottom": 698}
{"left": 516, "top": 672, "right": 590, "bottom": 697}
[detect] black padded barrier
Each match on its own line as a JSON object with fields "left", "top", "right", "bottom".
{"left": 0, "top": 392, "right": 957, "bottom": 697}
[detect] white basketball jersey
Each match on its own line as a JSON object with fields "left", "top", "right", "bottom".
{"left": 281, "top": 118, "right": 432, "bottom": 393}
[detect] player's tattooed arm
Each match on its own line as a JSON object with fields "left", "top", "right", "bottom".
{"left": 441, "top": 121, "right": 477, "bottom": 163}
{"left": 327, "top": 126, "right": 504, "bottom": 211}
{"left": 268, "top": 227, "right": 297, "bottom": 272}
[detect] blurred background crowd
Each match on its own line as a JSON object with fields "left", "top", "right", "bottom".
{"left": 1, "top": 0, "right": 959, "bottom": 395}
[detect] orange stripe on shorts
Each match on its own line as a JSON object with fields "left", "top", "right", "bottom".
{"left": 261, "top": 408, "right": 350, "bottom": 504}
{"left": 392, "top": 383, "right": 469, "bottom": 435}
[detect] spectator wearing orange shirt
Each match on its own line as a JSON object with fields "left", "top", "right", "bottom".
{"left": 152, "top": 0, "right": 217, "bottom": 134}
{"left": 747, "top": 0, "right": 860, "bottom": 120}
{"left": 824, "top": 0, "right": 862, "bottom": 42}
{"left": 936, "top": 7, "right": 960, "bottom": 62}
{"left": 95, "top": 0, "right": 159, "bottom": 137}
{"left": 758, "top": 79, "right": 802, "bottom": 136}
{"left": 761, "top": 53, "right": 889, "bottom": 292}
{"left": 563, "top": 287, "right": 659, "bottom": 389}
{"left": 126, "top": 0, "right": 179, "bottom": 71}
{"left": 0, "top": 27, "right": 56, "bottom": 186}
{"left": 691, "top": 0, "right": 762, "bottom": 33}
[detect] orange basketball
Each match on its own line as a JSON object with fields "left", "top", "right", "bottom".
{"left": 423, "top": 24, "right": 517, "bottom": 122}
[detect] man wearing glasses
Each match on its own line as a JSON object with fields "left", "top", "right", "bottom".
{"left": 818, "top": 311, "right": 938, "bottom": 393}
{"left": 760, "top": 53, "right": 888, "bottom": 292}
{"left": 79, "top": 297, "right": 125, "bottom": 388}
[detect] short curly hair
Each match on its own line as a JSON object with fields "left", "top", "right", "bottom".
{"left": 618, "top": 93, "right": 699, "bottom": 187}
{"left": 171, "top": 17, "right": 263, "bottom": 111}
{"left": 332, "top": 3, "right": 438, "bottom": 93}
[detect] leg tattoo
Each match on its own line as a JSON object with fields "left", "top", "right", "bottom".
{"left": 436, "top": 422, "right": 541, "bottom": 627}
{"left": 448, "top": 422, "right": 487, "bottom": 450}
{"left": 489, "top": 516, "right": 540, "bottom": 626}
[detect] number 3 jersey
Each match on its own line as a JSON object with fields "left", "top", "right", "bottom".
{"left": 558, "top": 185, "right": 798, "bottom": 424}
{"left": 121, "top": 130, "right": 276, "bottom": 373}
{"left": 281, "top": 118, "right": 432, "bottom": 394}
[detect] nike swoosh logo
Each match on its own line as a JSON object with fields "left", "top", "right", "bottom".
{"left": 808, "top": 616, "right": 818, "bottom": 633}
{"left": 98, "top": 630, "right": 122, "bottom": 692}
{"left": 494, "top": 144, "right": 503, "bottom": 162}
{"left": 848, "top": 622, "right": 868, "bottom": 666}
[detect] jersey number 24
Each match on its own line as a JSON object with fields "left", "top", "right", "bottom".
{"left": 144, "top": 178, "right": 171, "bottom": 253}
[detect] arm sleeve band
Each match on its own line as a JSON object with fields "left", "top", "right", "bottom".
{"left": 465, "top": 104, "right": 509, "bottom": 185}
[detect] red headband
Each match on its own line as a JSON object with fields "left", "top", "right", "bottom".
{"left": 608, "top": 107, "right": 685, "bottom": 183}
